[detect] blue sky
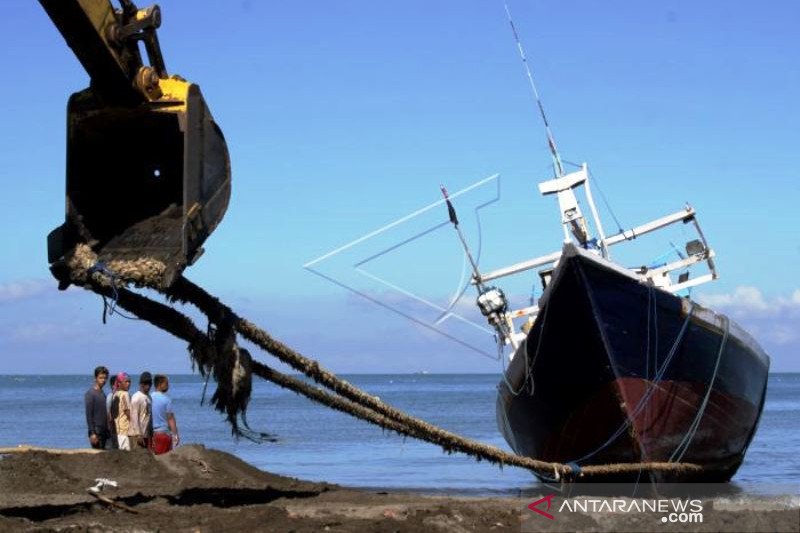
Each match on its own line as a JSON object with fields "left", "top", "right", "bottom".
{"left": 0, "top": 1, "right": 798, "bottom": 374}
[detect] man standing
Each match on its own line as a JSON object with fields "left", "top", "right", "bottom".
{"left": 129, "top": 372, "right": 153, "bottom": 449}
{"left": 151, "top": 374, "right": 179, "bottom": 455}
{"left": 112, "top": 372, "right": 133, "bottom": 450}
{"left": 105, "top": 374, "right": 118, "bottom": 449}
{"left": 84, "top": 366, "right": 109, "bottom": 449}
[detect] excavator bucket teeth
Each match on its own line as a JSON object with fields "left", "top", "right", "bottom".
{"left": 48, "top": 82, "right": 231, "bottom": 288}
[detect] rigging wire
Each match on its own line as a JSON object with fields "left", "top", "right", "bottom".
{"left": 669, "top": 316, "right": 729, "bottom": 463}
{"left": 586, "top": 167, "right": 625, "bottom": 234}
{"left": 568, "top": 299, "right": 694, "bottom": 465}
{"left": 561, "top": 158, "right": 625, "bottom": 234}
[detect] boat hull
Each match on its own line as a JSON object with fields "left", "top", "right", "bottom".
{"left": 496, "top": 246, "right": 769, "bottom": 482}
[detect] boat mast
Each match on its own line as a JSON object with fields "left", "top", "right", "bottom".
{"left": 504, "top": 2, "right": 606, "bottom": 254}
{"left": 503, "top": 2, "right": 565, "bottom": 178}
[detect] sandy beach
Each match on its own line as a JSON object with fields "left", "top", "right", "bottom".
{"left": 0, "top": 445, "right": 522, "bottom": 532}
{"left": 0, "top": 445, "right": 797, "bottom": 532}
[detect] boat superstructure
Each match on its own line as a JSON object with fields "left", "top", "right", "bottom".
{"left": 467, "top": 162, "right": 721, "bottom": 359}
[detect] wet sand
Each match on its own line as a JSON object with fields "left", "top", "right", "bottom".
{"left": 0, "top": 445, "right": 797, "bottom": 532}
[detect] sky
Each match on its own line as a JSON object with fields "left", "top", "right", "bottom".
{"left": 0, "top": 1, "right": 798, "bottom": 374}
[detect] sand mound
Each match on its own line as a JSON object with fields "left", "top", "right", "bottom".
{"left": 0, "top": 445, "right": 328, "bottom": 508}
{"left": 1, "top": 445, "right": 797, "bottom": 533}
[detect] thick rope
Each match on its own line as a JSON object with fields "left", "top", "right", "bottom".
{"left": 58, "top": 244, "right": 705, "bottom": 479}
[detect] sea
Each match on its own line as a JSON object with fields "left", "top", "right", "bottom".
{"left": 1, "top": 373, "right": 798, "bottom": 496}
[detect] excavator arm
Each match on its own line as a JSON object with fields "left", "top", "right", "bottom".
{"left": 40, "top": 0, "right": 231, "bottom": 288}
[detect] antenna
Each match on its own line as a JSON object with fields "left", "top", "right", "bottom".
{"left": 503, "top": 1, "right": 565, "bottom": 177}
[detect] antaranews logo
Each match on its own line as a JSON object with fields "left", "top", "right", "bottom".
{"left": 527, "top": 494, "right": 556, "bottom": 520}
{"left": 526, "top": 494, "right": 704, "bottom": 525}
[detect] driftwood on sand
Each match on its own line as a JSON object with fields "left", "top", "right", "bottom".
{"left": 0, "top": 445, "right": 103, "bottom": 456}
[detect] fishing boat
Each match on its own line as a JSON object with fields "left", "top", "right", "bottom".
{"left": 442, "top": 166, "right": 769, "bottom": 482}
{"left": 439, "top": 8, "right": 771, "bottom": 482}
{"left": 305, "top": 4, "right": 770, "bottom": 484}
{"left": 488, "top": 229, "right": 770, "bottom": 482}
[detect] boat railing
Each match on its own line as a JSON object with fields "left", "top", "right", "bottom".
{"left": 479, "top": 204, "right": 716, "bottom": 289}
{"left": 476, "top": 202, "right": 718, "bottom": 349}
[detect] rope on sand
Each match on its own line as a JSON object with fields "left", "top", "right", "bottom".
{"left": 56, "top": 244, "right": 705, "bottom": 480}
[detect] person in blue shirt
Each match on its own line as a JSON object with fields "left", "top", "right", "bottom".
{"left": 150, "top": 374, "right": 179, "bottom": 454}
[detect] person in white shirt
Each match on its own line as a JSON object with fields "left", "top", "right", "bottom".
{"left": 129, "top": 371, "right": 153, "bottom": 449}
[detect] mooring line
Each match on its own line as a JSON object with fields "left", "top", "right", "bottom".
{"left": 58, "top": 244, "right": 705, "bottom": 479}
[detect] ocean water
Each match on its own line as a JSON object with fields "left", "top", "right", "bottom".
{"left": 0, "top": 373, "right": 797, "bottom": 495}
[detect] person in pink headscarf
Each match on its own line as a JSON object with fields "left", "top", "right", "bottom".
{"left": 111, "top": 372, "right": 133, "bottom": 450}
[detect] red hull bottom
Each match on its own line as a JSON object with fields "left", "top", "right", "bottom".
{"left": 538, "top": 378, "right": 758, "bottom": 481}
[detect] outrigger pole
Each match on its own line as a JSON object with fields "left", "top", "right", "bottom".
{"left": 440, "top": 186, "right": 518, "bottom": 351}
{"left": 440, "top": 186, "right": 486, "bottom": 291}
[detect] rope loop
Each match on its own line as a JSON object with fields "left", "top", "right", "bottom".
{"left": 565, "top": 461, "right": 583, "bottom": 480}
{"left": 87, "top": 261, "right": 120, "bottom": 323}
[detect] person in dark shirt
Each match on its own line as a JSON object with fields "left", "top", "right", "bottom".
{"left": 105, "top": 374, "right": 119, "bottom": 449}
{"left": 84, "top": 366, "right": 109, "bottom": 449}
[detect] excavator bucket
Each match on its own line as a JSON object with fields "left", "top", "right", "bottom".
{"left": 49, "top": 82, "right": 231, "bottom": 287}
{"left": 41, "top": 0, "right": 231, "bottom": 288}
